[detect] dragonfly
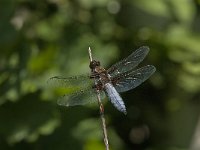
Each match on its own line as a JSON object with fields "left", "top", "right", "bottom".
{"left": 47, "top": 46, "right": 156, "bottom": 114}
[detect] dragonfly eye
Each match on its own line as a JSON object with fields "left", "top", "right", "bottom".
{"left": 89, "top": 60, "right": 100, "bottom": 69}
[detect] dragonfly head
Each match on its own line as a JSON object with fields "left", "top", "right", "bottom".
{"left": 89, "top": 60, "right": 100, "bottom": 70}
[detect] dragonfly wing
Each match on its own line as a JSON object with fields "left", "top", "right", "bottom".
{"left": 47, "top": 74, "right": 92, "bottom": 89}
{"left": 107, "top": 46, "right": 150, "bottom": 76}
{"left": 47, "top": 74, "right": 106, "bottom": 107}
{"left": 112, "top": 65, "right": 156, "bottom": 93}
{"left": 58, "top": 88, "right": 106, "bottom": 106}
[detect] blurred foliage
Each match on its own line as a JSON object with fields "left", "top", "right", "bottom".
{"left": 0, "top": 0, "right": 200, "bottom": 150}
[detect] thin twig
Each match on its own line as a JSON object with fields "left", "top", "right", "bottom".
{"left": 88, "top": 47, "right": 93, "bottom": 62}
{"left": 95, "top": 90, "right": 109, "bottom": 150}
{"left": 190, "top": 115, "right": 200, "bottom": 150}
{"left": 88, "top": 47, "right": 110, "bottom": 150}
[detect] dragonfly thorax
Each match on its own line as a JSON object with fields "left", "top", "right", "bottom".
{"left": 90, "top": 61, "right": 112, "bottom": 91}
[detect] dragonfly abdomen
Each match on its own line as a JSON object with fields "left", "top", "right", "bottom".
{"left": 104, "top": 83, "right": 127, "bottom": 114}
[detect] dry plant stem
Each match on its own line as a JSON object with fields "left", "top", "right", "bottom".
{"left": 88, "top": 47, "right": 93, "bottom": 62}
{"left": 97, "top": 91, "right": 109, "bottom": 150}
{"left": 96, "top": 89, "right": 110, "bottom": 150}
{"left": 88, "top": 47, "right": 110, "bottom": 150}
{"left": 190, "top": 115, "right": 200, "bottom": 150}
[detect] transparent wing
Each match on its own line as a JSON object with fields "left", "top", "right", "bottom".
{"left": 112, "top": 65, "right": 156, "bottom": 93}
{"left": 107, "top": 46, "right": 150, "bottom": 76}
{"left": 47, "top": 75, "right": 106, "bottom": 106}
{"left": 47, "top": 74, "right": 92, "bottom": 90}
{"left": 57, "top": 87, "right": 106, "bottom": 106}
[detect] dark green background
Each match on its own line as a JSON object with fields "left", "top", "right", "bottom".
{"left": 1, "top": 0, "right": 200, "bottom": 150}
